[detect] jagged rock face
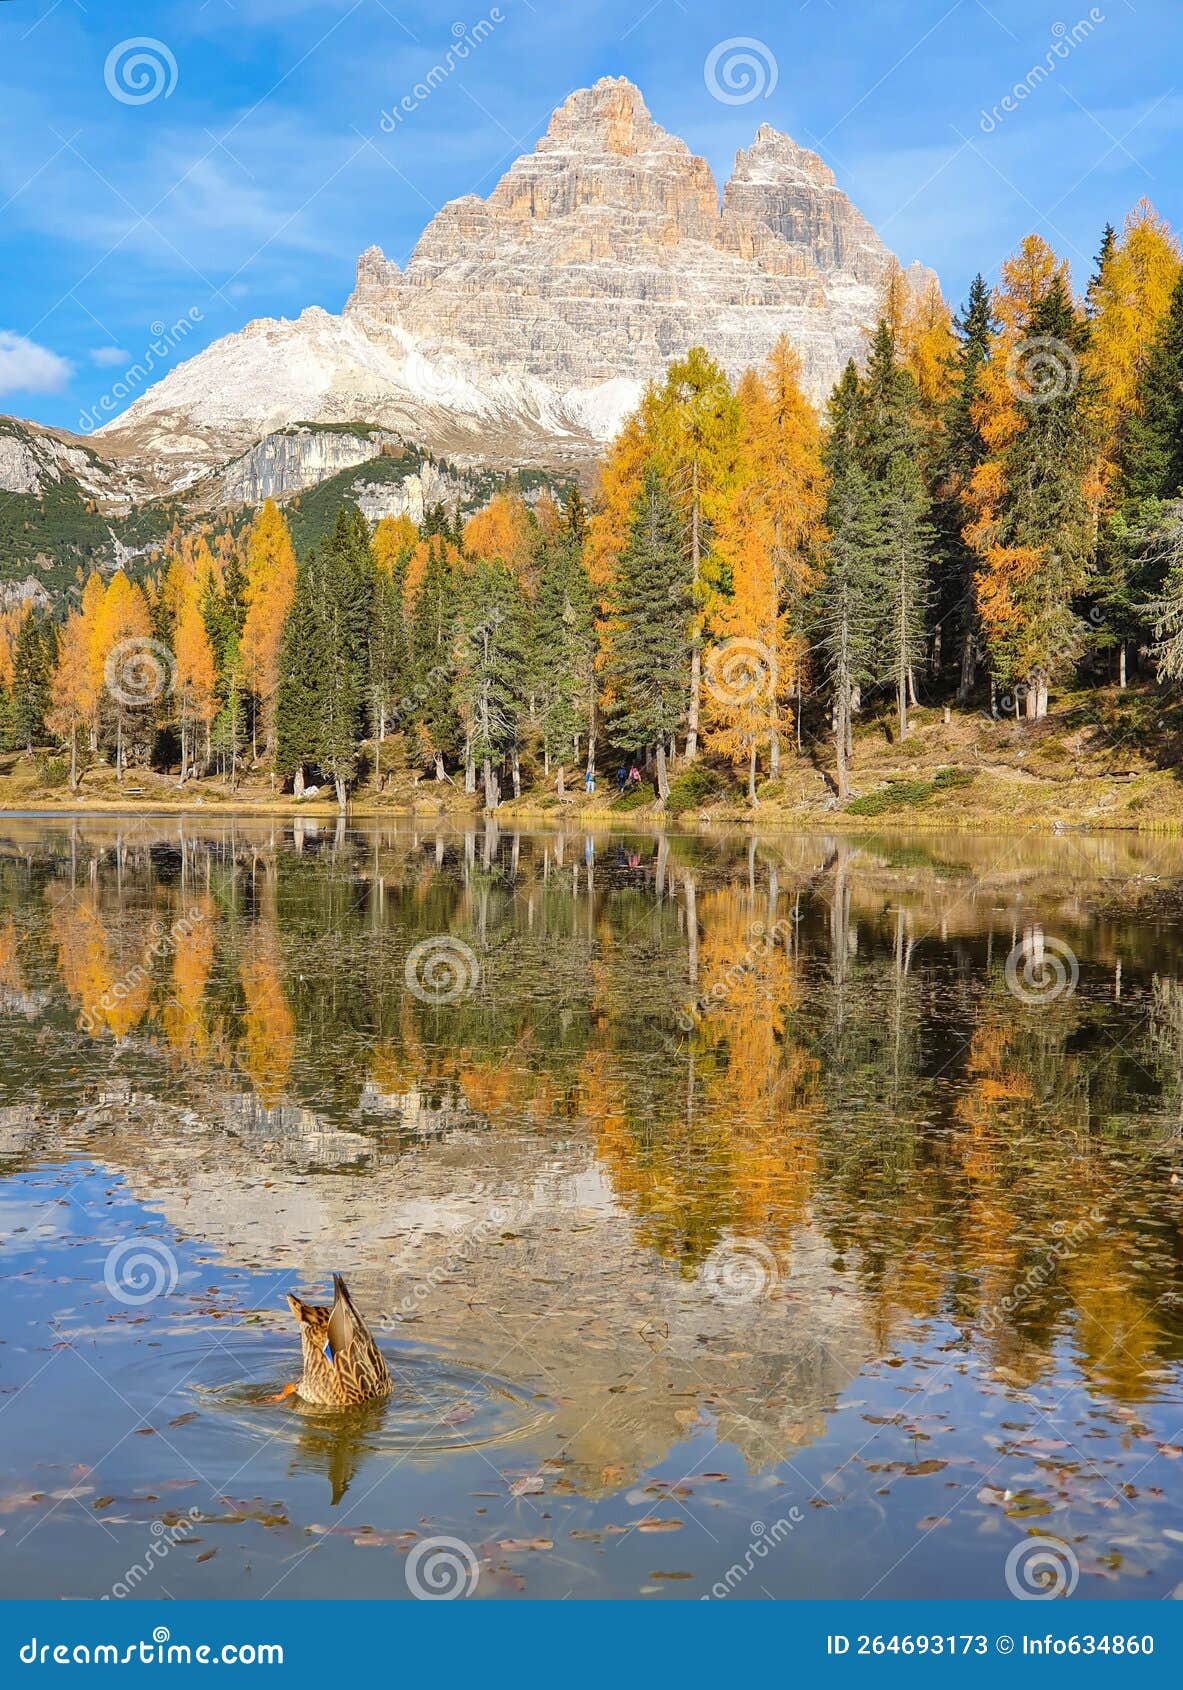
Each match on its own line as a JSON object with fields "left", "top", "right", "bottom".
{"left": 83, "top": 77, "right": 932, "bottom": 498}
{"left": 220, "top": 425, "right": 404, "bottom": 505}
{"left": 348, "top": 77, "right": 920, "bottom": 401}
{"left": 722, "top": 124, "right": 895, "bottom": 288}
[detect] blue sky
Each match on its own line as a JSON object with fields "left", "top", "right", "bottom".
{"left": 1, "top": 0, "right": 1180, "bottom": 432}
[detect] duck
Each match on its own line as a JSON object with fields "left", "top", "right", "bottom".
{"left": 273, "top": 1275, "right": 393, "bottom": 1409}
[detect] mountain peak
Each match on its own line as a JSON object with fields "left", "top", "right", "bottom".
{"left": 540, "top": 76, "right": 670, "bottom": 158}
{"left": 89, "top": 75, "right": 935, "bottom": 498}
{"left": 730, "top": 125, "right": 834, "bottom": 190}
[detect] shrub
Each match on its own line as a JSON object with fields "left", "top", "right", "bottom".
{"left": 665, "top": 765, "right": 724, "bottom": 817}
{"left": 35, "top": 755, "right": 70, "bottom": 789}
{"left": 846, "top": 767, "right": 976, "bottom": 815}
{"left": 614, "top": 781, "right": 656, "bottom": 811}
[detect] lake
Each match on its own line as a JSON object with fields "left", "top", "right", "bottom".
{"left": 1, "top": 814, "right": 1182, "bottom": 1602}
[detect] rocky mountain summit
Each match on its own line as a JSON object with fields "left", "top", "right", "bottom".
{"left": 1, "top": 76, "right": 933, "bottom": 566}
{"left": 88, "top": 77, "right": 929, "bottom": 496}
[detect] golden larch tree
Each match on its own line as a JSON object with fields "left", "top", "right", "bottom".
{"left": 240, "top": 499, "right": 297, "bottom": 759}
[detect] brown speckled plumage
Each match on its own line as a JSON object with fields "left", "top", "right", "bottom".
{"left": 285, "top": 1275, "right": 392, "bottom": 1408}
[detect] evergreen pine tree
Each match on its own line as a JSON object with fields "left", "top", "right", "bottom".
{"left": 935, "top": 275, "right": 993, "bottom": 699}
{"left": 275, "top": 556, "right": 327, "bottom": 797}
{"left": 603, "top": 467, "right": 692, "bottom": 800}
{"left": 1120, "top": 271, "right": 1183, "bottom": 506}
{"left": 1086, "top": 222, "right": 1117, "bottom": 318}
{"left": 533, "top": 519, "right": 596, "bottom": 793}
{"left": 11, "top": 614, "right": 54, "bottom": 753}
{"left": 860, "top": 322, "right": 934, "bottom": 738}
{"left": 407, "top": 535, "right": 461, "bottom": 779}
{"left": 453, "top": 559, "right": 528, "bottom": 808}
{"left": 1000, "top": 275, "right": 1097, "bottom": 714}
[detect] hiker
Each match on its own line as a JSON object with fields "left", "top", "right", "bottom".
{"left": 585, "top": 767, "right": 596, "bottom": 796}
{"left": 616, "top": 766, "right": 628, "bottom": 794}
{"left": 628, "top": 766, "right": 641, "bottom": 788}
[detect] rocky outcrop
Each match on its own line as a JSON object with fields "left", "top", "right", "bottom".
{"left": 220, "top": 425, "right": 403, "bottom": 505}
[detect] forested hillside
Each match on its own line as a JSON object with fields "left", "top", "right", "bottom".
{"left": 4, "top": 208, "right": 1183, "bottom": 820}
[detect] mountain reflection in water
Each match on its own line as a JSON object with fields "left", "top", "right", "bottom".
{"left": 1, "top": 815, "right": 1183, "bottom": 1600}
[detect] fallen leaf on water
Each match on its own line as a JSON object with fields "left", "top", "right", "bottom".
{"left": 498, "top": 1537, "right": 552, "bottom": 1552}
{"left": 635, "top": 1518, "right": 684, "bottom": 1532}
{"left": 1004, "top": 1492, "right": 1054, "bottom": 1520}
{"left": 507, "top": 1475, "right": 544, "bottom": 1497}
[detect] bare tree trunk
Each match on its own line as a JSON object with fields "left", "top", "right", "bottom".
{"left": 748, "top": 741, "right": 759, "bottom": 806}
{"left": 957, "top": 626, "right": 976, "bottom": 703}
{"left": 511, "top": 751, "right": 521, "bottom": 799}
{"left": 334, "top": 775, "right": 347, "bottom": 812}
{"left": 482, "top": 757, "right": 500, "bottom": 810}
{"left": 434, "top": 752, "right": 445, "bottom": 782}
{"left": 835, "top": 686, "right": 850, "bottom": 801}
{"left": 655, "top": 741, "right": 670, "bottom": 802}
{"left": 556, "top": 763, "right": 565, "bottom": 800}
{"left": 294, "top": 764, "right": 305, "bottom": 799}
{"left": 1119, "top": 642, "right": 1127, "bottom": 689}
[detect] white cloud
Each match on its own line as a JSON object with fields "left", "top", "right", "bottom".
{"left": 0, "top": 331, "right": 72, "bottom": 397}
{"left": 90, "top": 346, "right": 131, "bottom": 366}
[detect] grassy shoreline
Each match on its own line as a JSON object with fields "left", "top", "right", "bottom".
{"left": 0, "top": 768, "right": 1179, "bottom": 833}
{"left": 3, "top": 686, "right": 1181, "bottom": 833}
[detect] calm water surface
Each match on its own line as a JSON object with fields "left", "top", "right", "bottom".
{"left": 2, "top": 815, "right": 1183, "bottom": 1601}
